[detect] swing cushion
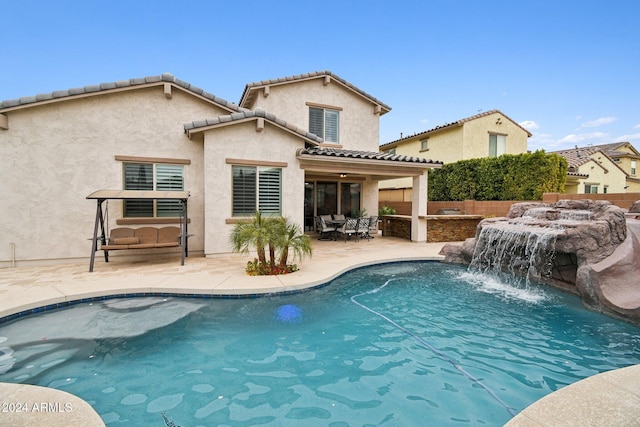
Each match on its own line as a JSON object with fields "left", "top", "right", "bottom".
{"left": 156, "top": 226, "right": 181, "bottom": 247}
{"left": 112, "top": 237, "right": 139, "bottom": 245}
{"left": 102, "top": 227, "right": 181, "bottom": 250}
{"left": 128, "top": 227, "right": 159, "bottom": 249}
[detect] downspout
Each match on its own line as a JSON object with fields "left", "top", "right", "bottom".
{"left": 10, "top": 242, "right": 15, "bottom": 268}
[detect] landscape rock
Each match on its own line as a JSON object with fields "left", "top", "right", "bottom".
{"left": 440, "top": 199, "right": 640, "bottom": 324}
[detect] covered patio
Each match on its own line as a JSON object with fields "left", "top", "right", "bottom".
{"left": 297, "top": 147, "right": 442, "bottom": 241}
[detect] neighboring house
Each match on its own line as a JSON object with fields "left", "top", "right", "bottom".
{"left": 378, "top": 110, "right": 531, "bottom": 196}
{"left": 0, "top": 71, "right": 442, "bottom": 267}
{"left": 550, "top": 145, "right": 636, "bottom": 194}
{"left": 596, "top": 142, "right": 640, "bottom": 191}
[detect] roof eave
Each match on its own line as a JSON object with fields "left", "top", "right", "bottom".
{"left": 239, "top": 71, "right": 392, "bottom": 114}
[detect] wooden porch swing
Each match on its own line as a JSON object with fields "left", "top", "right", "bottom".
{"left": 86, "top": 190, "right": 190, "bottom": 272}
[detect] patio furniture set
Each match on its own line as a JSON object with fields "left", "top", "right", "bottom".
{"left": 315, "top": 214, "right": 378, "bottom": 242}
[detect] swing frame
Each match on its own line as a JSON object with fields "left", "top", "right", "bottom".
{"left": 86, "top": 190, "right": 190, "bottom": 272}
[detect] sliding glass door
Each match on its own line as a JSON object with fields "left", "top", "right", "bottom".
{"left": 304, "top": 181, "right": 361, "bottom": 231}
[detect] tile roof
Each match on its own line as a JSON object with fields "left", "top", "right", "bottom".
{"left": 0, "top": 73, "right": 241, "bottom": 112}
{"left": 239, "top": 70, "right": 391, "bottom": 114}
{"left": 550, "top": 146, "right": 602, "bottom": 169}
{"left": 184, "top": 108, "right": 324, "bottom": 143}
{"left": 298, "top": 147, "right": 443, "bottom": 165}
{"left": 585, "top": 142, "right": 640, "bottom": 158}
{"left": 380, "top": 109, "right": 532, "bottom": 148}
{"left": 550, "top": 145, "right": 629, "bottom": 176}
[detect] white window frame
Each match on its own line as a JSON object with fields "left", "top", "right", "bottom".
{"left": 631, "top": 160, "right": 637, "bottom": 176}
{"left": 420, "top": 138, "right": 429, "bottom": 151}
{"left": 489, "top": 133, "right": 506, "bottom": 157}
{"left": 585, "top": 184, "right": 599, "bottom": 194}
{"left": 309, "top": 106, "right": 340, "bottom": 143}
{"left": 232, "top": 165, "right": 282, "bottom": 217}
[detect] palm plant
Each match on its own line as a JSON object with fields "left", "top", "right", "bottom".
{"left": 229, "top": 211, "right": 312, "bottom": 275}
{"left": 277, "top": 218, "right": 313, "bottom": 268}
{"left": 229, "top": 210, "right": 276, "bottom": 265}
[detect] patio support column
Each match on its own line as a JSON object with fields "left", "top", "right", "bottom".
{"left": 411, "top": 171, "right": 427, "bottom": 242}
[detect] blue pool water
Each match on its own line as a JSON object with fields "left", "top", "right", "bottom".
{"left": 1, "top": 261, "right": 639, "bottom": 426}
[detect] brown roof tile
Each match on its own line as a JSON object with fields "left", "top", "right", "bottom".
{"left": 299, "top": 147, "right": 443, "bottom": 165}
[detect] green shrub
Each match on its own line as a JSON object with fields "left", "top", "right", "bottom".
{"left": 428, "top": 150, "right": 567, "bottom": 201}
{"left": 379, "top": 205, "right": 397, "bottom": 216}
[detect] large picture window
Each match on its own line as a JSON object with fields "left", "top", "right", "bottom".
{"left": 232, "top": 165, "right": 282, "bottom": 216}
{"left": 309, "top": 106, "right": 339, "bottom": 143}
{"left": 123, "top": 162, "right": 184, "bottom": 217}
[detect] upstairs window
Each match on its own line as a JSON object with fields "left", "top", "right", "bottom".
{"left": 632, "top": 160, "right": 637, "bottom": 175}
{"left": 420, "top": 138, "right": 429, "bottom": 151}
{"left": 232, "top": 165, "right": 282, "bottom": 216}
{"left": 309, "top": 106, "right": 339, "bottom": 143}
{"left": 123, "top": 162, "right": 184, "bottom": 217}
{"left": 489, "top": 134, "right": 506, "bottom": 157}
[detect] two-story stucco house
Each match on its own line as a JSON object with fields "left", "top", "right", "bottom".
{"left": 597, "top": 142, "right": 640, "bottom": 191}
{"left": 0, "top": 71, "right": 442, "bottom": 267}
{"left": 550, "top": 144, "right": 637, "bottom": 194}
{"left": 378, "top": 110, "right": 531, "bottom": 198}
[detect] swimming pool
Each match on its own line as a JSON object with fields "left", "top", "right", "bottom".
{"left": 1, "top": 261, "right": 639, "bottom": 426}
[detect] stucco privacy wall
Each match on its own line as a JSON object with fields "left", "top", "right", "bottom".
{"left": 201, "top": 121, "right": 307, "bottom": 255}
{"left": 249, "top": 78, "right": 381, "bottom": 152}
{"left": 0, "top": 86, "right": 222, "bottom": 265}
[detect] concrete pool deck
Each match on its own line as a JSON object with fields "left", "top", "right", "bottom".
{"left": 0, "top": 235, "right": 639, "bottom": 426}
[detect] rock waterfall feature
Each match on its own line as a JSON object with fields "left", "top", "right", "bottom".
{"left": 440, "top": 199, "right": 640, "bottom": 324}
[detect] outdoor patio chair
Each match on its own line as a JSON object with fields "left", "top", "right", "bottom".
{"left": 316, "top": 216, "right": 337, "bottom": 240}
{"left": 332, "top": 214, "right": 345, "bottom": 221}
{"left": 337, "top": 217, "right": 359, "bottom": 242}
{"left": 357, "top": 217, "right": 370, "bottom": 241}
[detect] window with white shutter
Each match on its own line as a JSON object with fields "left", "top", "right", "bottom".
{"left": 232, "top": 165, "right": 282, "bottom": 216}
{"left": 123, "top": 162, "right": 184, "bottom": 217}
{"left": 309, "top": 106, "right": 339, "bottom": 143}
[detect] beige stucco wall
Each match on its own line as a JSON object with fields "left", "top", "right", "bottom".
{"left": 201, "top": 121, "right": 307, "bottom": 255}
{"left": 250, "top": 78, "right": 381, "bottom": 152}
{"left": 461, "top": 112, "right": 528, "bottom": 158}
{"left": 0, "top": 86, "right": 226, "bottom": 266}
{"left": 577, "top": 158, "right": 628, "bottom": 194}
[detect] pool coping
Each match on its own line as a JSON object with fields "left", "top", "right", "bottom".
{"left": 1, "top": 238, "right": 639, "bottom": 426}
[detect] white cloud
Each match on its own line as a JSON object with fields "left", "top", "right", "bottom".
{"left": 633, "top": 124, "right": 640, "bottom": 129}
{"left": 559, "top": 132, "right": 609, "bottom": 144}
{"left": 581, "top": 116, "right": 617, "bottom": 128}
{"left": 519, "top": 120, "right": 539, "bottom": 130}
{"left": 420, "top": 118, "right": 429, "bottom": 124}
{"left": 615, "top": 133, "right": 640, "bottom": 142}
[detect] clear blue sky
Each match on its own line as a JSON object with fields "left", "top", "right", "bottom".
{"left": 3, "top": 0, "right": 639, "bottom": 152}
